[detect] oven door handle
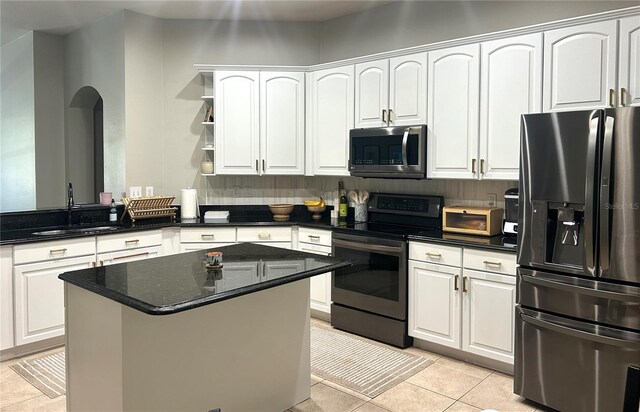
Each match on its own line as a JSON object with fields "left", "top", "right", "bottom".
{"left": 333, "top": 238, "right": 404, "bottom": 255}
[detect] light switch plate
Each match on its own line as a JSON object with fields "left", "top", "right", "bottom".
{"left": 145, "top": 186, "right": 154, "bottom": 196}
{"left": 130, "top": 186, "right": 142, "bottom": 198}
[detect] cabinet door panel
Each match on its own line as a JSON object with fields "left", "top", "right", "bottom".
{"left": 462, "top": 269, "right": 515, "bottom": 364}
{"left": 308, "top": 66, "right": 354, "bottom": 176}
{"left": 428, "top": 44, "right": 480, "bottom": 179}
{"left": 543, "top": 20, "right": 617, "bottom": 111}
{"left": 215, "top": 71, "right": 260, "bottom": 174}
{"left": 409, "top": 261, "right": 461, "bottom": 348}
{"left": 260, "top": 72, "right": 305, "bottom": 174}
{"left": 1, "top": 246, "right": 14, "bottom": 350}
{"left": 480, "top": 34, "right": 542, "bottom": 180}
{"left": 355, "top": 60, "right": 388, "bottom": 128}
{"left": 14, "top": 256, "right": 95, "bottom": 345}
{"left": 619, "top": 16, "right": 640, "bottom": 107}
{"left": 389, "top": 53, "right": 427, "bottom": 126}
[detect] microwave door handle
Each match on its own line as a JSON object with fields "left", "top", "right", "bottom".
{"left": 402, "top": 128, "right": 410, "bottom": 168}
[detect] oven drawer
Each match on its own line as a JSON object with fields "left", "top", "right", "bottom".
{"left": 409, "top": 241, "right": 461, "bottom": 267}
{"left": 464, "top": 248, "right": 516, "bottom": 275}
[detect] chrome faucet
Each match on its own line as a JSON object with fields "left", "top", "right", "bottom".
{"left": 67, "top": 183, "right": 74, "bottom": 225}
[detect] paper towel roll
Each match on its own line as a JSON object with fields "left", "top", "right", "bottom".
{"left": 181, "top": 188, "right": 198, "bottom": 219}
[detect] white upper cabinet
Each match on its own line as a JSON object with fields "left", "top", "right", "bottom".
{"left": 307, "top": 65, "right": 354, "bottom": 176}
{"left": 543, "top": 20, "right": 618, "bottom": 111}
{"left": 389, "top": 53, "right": 428, "bottom": 126}
{"left": 354, "top": 53, "right": 427, "bottom": 128}
{"left": 427, "top": 44, "right": 480, "bottom": 179}
{"left": 480, "top": 34, "right": 542, "bottom": 180}
{"left": 260, "top": 72, "right": 305, "bottom": 174}
{"left": 619, "top": 16, "right": 640, "bottom": 107}
{"left": 355, "top": 60, "right": 389, "bottom": 128}
{"left": 215, "top": 71, "right": 260, "bottom": 174}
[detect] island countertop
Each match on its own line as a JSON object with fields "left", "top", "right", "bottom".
{"left": 59, "top": 243, "right": 351, "bottom": 316}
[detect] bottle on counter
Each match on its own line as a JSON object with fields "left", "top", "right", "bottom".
{"left": 109, "top": 199, "right": 117, "bottom": 222}
{"left": 339, "top": 189, "right": 348, "bottom": 218}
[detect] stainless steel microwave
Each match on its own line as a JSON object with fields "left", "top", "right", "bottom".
{"left": 349, "top": 125, "right": 427, "bottom": 179}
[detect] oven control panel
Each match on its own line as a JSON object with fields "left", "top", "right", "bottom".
{"left": 368, "top": 193, "right": 443, "bottom": 218}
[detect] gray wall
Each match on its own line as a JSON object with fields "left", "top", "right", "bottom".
{"left": 65, "top": 11, "right": 126, "bottom": 200}
{"left": 33, "top": 32, "right": 66, "bottom": 208}
{"left": 1, "top": 32, "right": 35, "bottom": 212}
{"left": 160, "top": 19, "right": 321, "bottom": 199}
{"left": 319, "top": 1, "right": 638, "bottom": 61}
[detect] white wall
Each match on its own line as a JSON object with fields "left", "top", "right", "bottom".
{"left": 0, "top": 32, "right": 35, "bottom": 211}
{"left": 65, "top": 11, "right": 126, "bottom": 200}
{"left": 124, "top": 11, "right": 164, "bottom": 196}
{"left": 318, "top": 1, "right": 638, "bottom": 62}
{"left": 33, "top": 32, "right": 66, "bottom": 208}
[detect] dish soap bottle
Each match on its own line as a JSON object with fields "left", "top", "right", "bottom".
{"left": 109, "top": 199, "right": 117, "bottom": 222}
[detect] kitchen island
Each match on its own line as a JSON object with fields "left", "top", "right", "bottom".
{"left": 59, "top": 243, "right": 351, "bottom": 412}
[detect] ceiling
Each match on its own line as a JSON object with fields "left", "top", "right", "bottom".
{"left": 1, "top": 0, "right": 395, "bottom": 46}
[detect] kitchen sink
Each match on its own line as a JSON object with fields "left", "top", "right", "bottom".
{"left": 32, "top": 226, "right": 121, "bottom": 236}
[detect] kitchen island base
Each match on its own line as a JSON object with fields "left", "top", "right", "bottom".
{"left": 64, "top": 279, "right": 310, "bottom": 412}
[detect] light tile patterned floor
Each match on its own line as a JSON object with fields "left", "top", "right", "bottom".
{"left": 0, "top": 333, "right": 547, "bottom": 412}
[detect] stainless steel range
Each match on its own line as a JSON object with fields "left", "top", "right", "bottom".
{"left": 331, "top": 192, "right": 444, "bottom": 348}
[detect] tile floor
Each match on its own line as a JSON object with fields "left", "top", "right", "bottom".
{"left": 0, "top": 330, "right": 547, "bottom": 412}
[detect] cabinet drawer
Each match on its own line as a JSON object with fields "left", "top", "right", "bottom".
{"left": 179, "top": 243, "right": 235, "bottom": 253}
{"left": 463, "top": 248, "right": 516, "bottom": 276}
{"left": 298, "top": 227, "right": 332, "bottom": 247}
{"left": 409, "top": 242, "right": 462, "bottom": 267}
{"left": 237, "top": 227, "right": 292, "bottom": 243}
{"left": 180, "top": 227, "right": 237, "bottom": 243}
{"left": 97, "top": 246, "right": 162, "bottom": 266}
{"left": 298, "top": 243, "right": 331, "bottom": 256}
{"left": 97, "top": 230, "right": 162, "bottom": 253}
{"left": 14, "top": 237, "right": 96, "bottom": 264}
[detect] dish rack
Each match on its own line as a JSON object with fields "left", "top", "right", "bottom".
{"left": 121, "top": 196, "right": 177, "bottom": 225}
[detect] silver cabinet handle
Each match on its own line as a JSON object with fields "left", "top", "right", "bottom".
{"left": 201, "top": 234, "right": 215, "bottom": 240}
{"left": 454, "top": 275, "right": 459, "bottom": 291}
{"left": 472, "top": 159, "right": 477, "bottom": 174}
{"left": 91, "top": 261, "right": 96, "bottom": 268}
{"left": 308, "top": 235, "right": 320, "bottom": 241}
{"left": 609, "top": 89, "right": 615, "bottom": 107}
{"left": 388, "top": 108, "right": 393, "bottom": 124}
{"left": 483, "top": 260, "right": 502, "bottom": 267}
{"left": 258, "top": 233, "right": 271, "bottom": 239}
{"left": 255, "top": 159, "right": 259, "bottom": 173}
{"left": 425, "top": 252, "right": 441, "bottom": 258}
{"left": 114, "top": 251, "right": 150, "bottom": 260}
{"left": 262, "top": 159, "right": 265, "bottom": 172}
{"left": 382, "top": 109, "right": 387, "bottom": 123}
{"left": 480, "top": 159, "right": 485, "bottom": 174}
{"left": 621, "top": 88, "right": 627, "bottom": 106}
{"left": 49, "top": 248, "right": 67, "bottom": 255}
{"left": 125, "top": 239, "right": 139, "bottom": 245}
{"left": 462, "top": 276, "right": 468, "bottom": 292}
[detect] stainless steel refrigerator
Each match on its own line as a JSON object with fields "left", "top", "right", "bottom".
{"left": 515, "top": 107, "right": 640, "bottom": 412}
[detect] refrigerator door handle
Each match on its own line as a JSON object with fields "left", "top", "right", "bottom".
{"left": 599, "top": 115, "right": 615, "bottom": 276}
{"left": 521, "top": 273, "right": 640, "bottom": 303}
{"left": 584, "top": 114, "right": 600, "bottom": 276}
{"left": 520, "top": 311, "right": 640, "bottom": 349}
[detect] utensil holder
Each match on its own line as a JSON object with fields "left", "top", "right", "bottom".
{"left": 355, "top": 203, "right": 368, "bottom": 222}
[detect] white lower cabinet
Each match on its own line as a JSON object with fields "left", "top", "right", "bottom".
{"left": 462, "top": 269, "right": 516, "bottom": 364}
{"left": 14, "top": 255, "right": 95, "bottom": 345}
{"left": 97, "top": 229, "right": 163, "bottom": 266}
{"left": 408, "top": 260, "right": 461, "bottom": 348}
{"left": 297, "top": 228, "right": 332, "bottom": 314}
{"left": 409, "top": 241, "right": 516, "bottom": 365}
{"left": 1, "top": 246, "right": 14, "bottom": 350}
{"left": 180, "top": 227, "right": 237, "bottom": 252}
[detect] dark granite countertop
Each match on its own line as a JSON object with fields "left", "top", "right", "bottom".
{"left": 59, "top": 243, "right": 351, "bottom": 315}
{"left": 408, "top": 231, "right": 517, "bottom": 253}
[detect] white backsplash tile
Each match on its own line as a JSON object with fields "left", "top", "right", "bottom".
{"left": 201, "top": 176, "right": 517, "bottom": 209}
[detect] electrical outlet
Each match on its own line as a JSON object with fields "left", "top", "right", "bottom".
{"left": 488, "top": 193, "right": 498, "bottom": 208}
{"left": 130, "top": 186, "right": 142, "bottom": 198}
{"left": 145, "top": 186, "right": 154, "bottom": 197}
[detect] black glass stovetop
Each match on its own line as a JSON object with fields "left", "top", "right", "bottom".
{"left": 332, "top": 221, "right": 442, "bottom": 240}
